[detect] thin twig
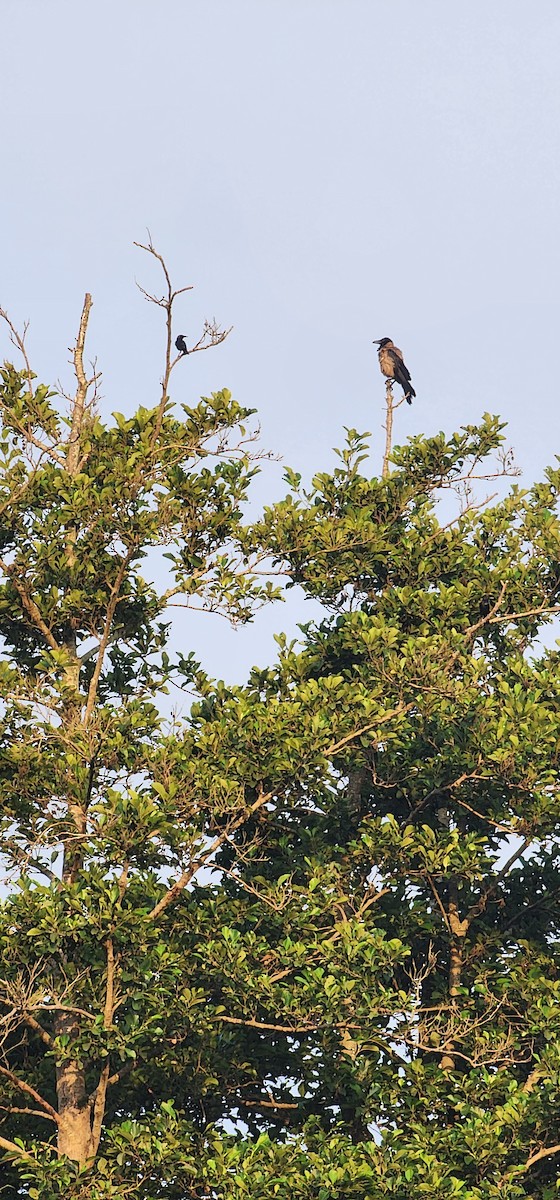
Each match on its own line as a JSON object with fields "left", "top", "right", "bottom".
{"left": 425, "top": 874, "right": 452, "bottom": 934}
{"left": 0, "top": 305, "right": 66, "bottom": 466}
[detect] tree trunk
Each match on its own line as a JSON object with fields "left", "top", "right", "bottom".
{"left": 55, "top": 1013, "right": 94, "bottom": 1163}
{"left": 440, "top": 876, "right": 469, "bottom": 1072}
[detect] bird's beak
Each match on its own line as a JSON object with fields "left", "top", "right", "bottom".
{"left": 372, "top": 339, "right": 381, "bottom": 345}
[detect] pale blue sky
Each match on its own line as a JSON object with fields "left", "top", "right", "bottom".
{"left": 2, "top": 1, "right": 559, "bottom": 684}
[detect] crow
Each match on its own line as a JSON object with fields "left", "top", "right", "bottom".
{"left": 373, "top": 337, "right": 415, "bottom": 404}
{"left": 175, "top": 334, "right": 188, "bottom": 355}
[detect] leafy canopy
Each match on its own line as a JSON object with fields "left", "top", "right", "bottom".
{"left": 1, "top": 271, "right": 560, "bottom": 1199}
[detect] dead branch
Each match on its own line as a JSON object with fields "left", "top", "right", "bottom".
{"left": 212, "top": 861, "right": 293, "bottom": 911}
{"left": 425, "top": 874, "right": 452, "bottom": 934}
{"left": 66, "top": 293, "right": 93, "bottom": 477}
{"left": 382, "top": 380, "right": 405, "bottom": 479}
{"left": 0, "top": 306, "right": 66, "bottom": 466}
{"left": 452, "top": 795, "right": 518, "bottom": 835}
{"left": 134, "top": 236, "right": 231, "bottom": 445}
{"left": 463, "top": 836, "right": 533, "bottom": 927}
{"left": 0, "top": 837, "right": 62, "bottom": 885}
{"left": 0, "top": 306, "right": 33, "bottom": 393}
{"left": 23, "top": 1004, "right": 96, "bottom": 1021}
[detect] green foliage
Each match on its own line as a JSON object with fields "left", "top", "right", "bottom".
{"left": 1, "top": 322, "right": 560, "bottom": 1200}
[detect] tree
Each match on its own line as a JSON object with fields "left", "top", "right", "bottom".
{"left": 1, "top": 259, "right": 560, "bottom": 1200}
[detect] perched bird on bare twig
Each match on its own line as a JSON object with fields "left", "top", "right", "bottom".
{"left": 175, "top": 334, "right": 188, "bottom": 355}
{"left": 373, "top": 337, "right": 416, "bottom": 404}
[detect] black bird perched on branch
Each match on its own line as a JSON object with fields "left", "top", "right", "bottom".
{"left": 175, "top": 334, "right": 188, "bottom": 355}
{"left": 373, "top": 337, "right": 416, "bottom": 404}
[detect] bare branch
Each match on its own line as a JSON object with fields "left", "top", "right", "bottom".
{"left": 25, "top": 1004, "right": 96, "bottom": 1022}
{"left": 147, "top": 785, "right": 274, "bottom": 921}
{"left": 0, "top": 1133, "right": 34, "bottom": 1161}
{"left": 520, "top": 1143, "right": 560, "bottom": 1172}
{"left": 381, "top": 380, "right": 405, "bottom": 479}
{"left": 237, "top": 1096, "right": 299, "bottom": 1111}
{"left": 134, "top": 237, "right": 231, "bottom": 446}
{"left": 492, "top": 836, "right": 532, "bottom": 886}
{"left": 490, "top": 602, "right": 560, "bottom": 626}
{"left": 465, "top": 580, "right": 508, "bottom": 640}
{"left": 461, "top": 837, "right": 533, "bottom": 929}
{"left": 0, "top": 305, "right": 33, "bottom": 393}
{"left": 425, "top": 874, "right": 452, "bottom": 934}
{"left": 452, "top": 794, "right": 518, "bottom": 835}
{"left": 106, "top": 1058, "right": 136, "bottom": 1090}
{"left": 0, "top": 837, "right": 62, "bottom": 885}
{"left": 134, "top": 237, "right": 191, "bottom": 444}
{"left": 0, "top": 305, "right": 66, "bottom": 466}
{"left": 213, "top": 1014, "right": 363, "bottom": 1035}
{"left": 180, "top": 318, "right": 233, "bottom": 358}
{"left": 326, "top": 701, "right": 414, "bottom": 757}
{"left": 103, "top": 937, "right": 116, "bottom": 1029}
{"left": 66, "top": 293, "right": 93, "bottom": 477}
{"left": 0, "top": 560, "right": 59, "bottom": 651}
{"left": 400, "top": 1032, "right": 525, "bottom": 1070}
{"left": 83, "top": 548, "right": 135, "bottom": 726}
{"left": 0, "top": 1064, "right": 59, "bottom": 1124}
{"left": 211, "top": 862, "right": 292, "bottom": 911}
{"left": 522, "top": 1065, "right": 545, "bottom": 1094}
{"left": 22, "top": 1011, "right": 54, "bottom": 1049}
{"left": 0, "top": 1104, "right": 55, "bottom": 1120}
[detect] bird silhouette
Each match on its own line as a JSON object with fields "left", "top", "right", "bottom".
{"left": 373, "top": 338, "right": 415, "bottom": 404}
{"left": 175, "top": 334, "right": 188, "bottom": 355}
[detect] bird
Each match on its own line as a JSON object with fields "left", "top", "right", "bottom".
{"left": 373, "top": 337, "right": 416, "bottom": 404}
{"left": 175, "top": 334, "right": 188, "bottom": 355}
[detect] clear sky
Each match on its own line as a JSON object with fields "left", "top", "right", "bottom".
{"left": 2, "top": 1, "right": 559, "bottom": 686}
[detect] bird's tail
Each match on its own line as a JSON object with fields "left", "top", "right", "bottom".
{"left": 405, "top": 387, "right": 416, "bottom": 405}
